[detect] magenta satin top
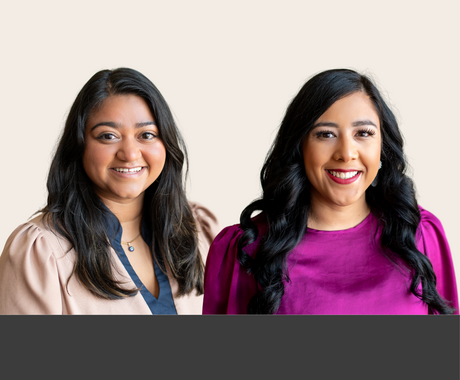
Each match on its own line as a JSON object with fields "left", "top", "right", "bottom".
{"left": 203, "top": 206, "right": 458, "bottom": 314}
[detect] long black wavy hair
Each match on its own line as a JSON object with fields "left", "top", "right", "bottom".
{"left": 41, "top": 67, "right": 203, "bottom": 299}
{"left": 237, "top": 68, "right": 455, "bottom": 314}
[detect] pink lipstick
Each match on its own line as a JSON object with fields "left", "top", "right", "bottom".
{"left": 326, "top": 169, "right": 361, "bottom": 185}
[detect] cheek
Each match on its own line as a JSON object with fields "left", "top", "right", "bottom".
{"left": 82, "top": 142, "right": 112, "bottom": 176}
{"left": 364, "top": 142, "right": 382, "bottom": 172}
{"left": 145, "top": 143, "right": 167, "bottom": 170}
{"left": 303, "top": 143, "right": 326, "bottom": 180}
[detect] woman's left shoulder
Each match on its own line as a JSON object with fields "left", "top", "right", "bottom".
{"left": 417, "top": 205, "right": 448, "bottom": 245}
{"left": 417, "top": 205, "right": 447, "bottom": 247}
{"left": 189, "top": 201, "right": 220, "bottom": 236}
{"left": 189, "top": 201, "right": 220, "bottom": 260}
{"left": 418, "top": 205, "right": 443, "bottom": 226}
{"left": 417, "top": 205, "right": 458, "bottom": 312}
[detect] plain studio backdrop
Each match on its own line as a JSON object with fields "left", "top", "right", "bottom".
{"left": 1, "top": 1, "right": 459, "bottom": 294}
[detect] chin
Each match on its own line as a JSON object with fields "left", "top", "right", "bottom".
{"left": 119, "top": 192, "right": 144, "bottom": 200}
{"left": 326, "top": 192, "right": 359, "bottom": 206}
{"left": 107, "top": 188, "right": 146, "bottom": 201}
{"left": 332, "top": 194, "right": 365, "bottom": 207}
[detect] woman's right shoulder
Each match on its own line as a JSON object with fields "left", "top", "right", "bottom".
{"left": 212, "top": 214, "right": 264, "bottom": 249}
{"left": 1, "top": 214, "right": 71, "bottom": 261}
{"left": 203, "top": 214, "right": 266, "bottom": 314}
{"left": 0, "top": 214, "right": 72, "bottom": 314}
{"left": 203, "top": 224, "right": 243, "bottom": 269}
{"left": 212, "top": 223, "right": 244, "bottom": 247}
{"left": 206, "top": 213, "right": 267, "bottom": 265}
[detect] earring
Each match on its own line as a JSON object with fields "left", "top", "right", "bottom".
{"left": 371, "top": 161, "right": 382, "bottom": 187}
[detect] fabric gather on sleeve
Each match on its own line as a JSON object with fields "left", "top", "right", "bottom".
{"left": 203, "top": 223, "right": 259, "bottom": 314}
{"left": 189, "top": 201, "right": 220, "bottom": 262}
{"left": 0, "top": 221, "right": 63, "bottom": 314}
{"left": 417, "top": 206, "right": 459, "bottom": 314}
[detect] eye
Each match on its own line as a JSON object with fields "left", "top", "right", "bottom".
{"left": 315, "top": 130, "right": 335, "bottom": 139}
{"left": 140, "top": 131, "right": 158, "bottom": 140}
{"left": 356, "top": 128, "right": 376, "bottom": 137}
{"left": 96, "top": 132, "right": 118, "bottom": 141}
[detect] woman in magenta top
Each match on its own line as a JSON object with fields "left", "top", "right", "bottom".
{"left": 203, "top": 69, "right": 458, "bottom": 314}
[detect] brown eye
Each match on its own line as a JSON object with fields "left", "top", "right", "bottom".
{"left": 97, "top": 133, "right": 117, "bottom": 140}
{"left": 356, "top": 129, "right": 376, "bottom": 137}
{"left": 315, "top": 130, "right": 335, "bottom": 139}
{"left": 141, "top": 132, "right": 157, "bottom": 140}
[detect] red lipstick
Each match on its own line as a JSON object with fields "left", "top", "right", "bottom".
{"left": 326, "top": 169, "right": 361, "bottom": 185}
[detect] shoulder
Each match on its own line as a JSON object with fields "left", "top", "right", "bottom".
{"left": 209, "top": 223, "right": 244, "bottom": 254}
{"left": 208, "top": 212, "right": 267, "bottom": 262}
{"left": 189, "top": 201, "right": 220, "bottom": 240}
{"left": 202, "top": 224, "right": 243, "bottom": 278}
{"left": 2, "top": 214, "right": 71, "bottom": 261}
{"left": 417, "top": 205, "right": 447, "bottom": 250}
{"left": 416, "top": 205, "right": 451, "bottom": 258}
{"left": 0, "top": 213, "right": 72, "bottom": 275}
{"left": 203, "top": 215, "right": 265, "bottom": 314}
{"left": 188, "top": 201, "right": 221, "bottom": 263}
{"left": 419, "top": 205, "right": 443, "bottom": 227}
{"left": 205, "top": 223, "right": 243, "bottom": 271}
{"left": 0, "top": 214, "right": 71, "bottom": 314}
{"left": 416, "top": 206, "right": 458, "bottom": 312}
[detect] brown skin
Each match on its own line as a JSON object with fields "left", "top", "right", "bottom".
{"left": 83, "top": 95, "right": 167, "bottom": 297}
{"left": 303, "top": 92, "right": 382, "bottom": 231}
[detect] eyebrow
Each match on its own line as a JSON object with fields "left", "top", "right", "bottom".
{"left": 90, "top": 121, "right": 156, "bottom": 131}
{"left": 312, "top": 120, "right": 378, "bottom": 128}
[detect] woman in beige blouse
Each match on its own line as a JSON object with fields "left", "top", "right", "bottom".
{"left": 0, "top": 68, "right": 219, "bottom": 314}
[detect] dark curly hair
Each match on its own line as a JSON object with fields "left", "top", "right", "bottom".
{"left": 237, "top": 68, "right": 455, "bottom": 314}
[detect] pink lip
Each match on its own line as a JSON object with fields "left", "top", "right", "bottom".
{"left": 326, "top": 169, "right": 361, "bottom": 184}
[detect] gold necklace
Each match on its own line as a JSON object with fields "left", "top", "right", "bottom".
{"left": 121, "top": 233, "right": 141, "bottom": 252}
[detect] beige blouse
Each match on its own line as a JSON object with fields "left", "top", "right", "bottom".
{"left": 0, "top": 202, "right": 220, "bottom": 315}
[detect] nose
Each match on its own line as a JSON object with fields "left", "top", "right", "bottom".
{"left": 116, "top": 138, "right": 142, "bottom": 162}
{"left": 333, "top": 134, "right": 358, "bottom": 162}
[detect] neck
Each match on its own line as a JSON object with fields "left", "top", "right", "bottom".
{"left": 308, "top": 197, "right": 370, "bottom": 231}
{"left": 99, "top": 195, "right": 144, "bottom": 241}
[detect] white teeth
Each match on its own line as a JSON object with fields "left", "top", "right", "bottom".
{"left": 113, "top": 167, "right": 142, "bottom": 173}
{"left": 328, "top": 170, "right": 358, "bottom": 179}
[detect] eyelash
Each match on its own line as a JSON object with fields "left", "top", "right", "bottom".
{"left": 140, "top": 132, "right": 157, "bottom": 140}
{"left": 357, "top": 128, "right": 376, "bottom": 137}
{"left": 96, "top": 133, "right": 117, "bottom": 140}
{"left": 315, "top": 130, "right": 335, "bottom": 139}
{"left": 96, "top": 132, "right": 158, "bottom": 141}
{"left": 315, "top": 129, "right": 376, "bottom": 138}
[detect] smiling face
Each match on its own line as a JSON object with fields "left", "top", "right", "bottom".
{"left": 302, "top": 91, "right": 381, "bottom": 213}
{"left": 83, "top": 94, "right": 166, "bottom": 204}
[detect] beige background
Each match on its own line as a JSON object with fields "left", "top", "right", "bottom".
{"left": 1, "top": 1, "right": 459, "bottom": 292}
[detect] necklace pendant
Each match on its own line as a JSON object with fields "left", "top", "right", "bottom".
{"left": 122, "top": 233, "right": 140, "bottom": 252}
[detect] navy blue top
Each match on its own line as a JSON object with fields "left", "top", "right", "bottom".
{"left": 103, "top": 207, "right": 177, "bottom": 315}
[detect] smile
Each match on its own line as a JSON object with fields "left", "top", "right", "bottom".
{"left": 327, "top": 170, "right": 359, "bottom": 179}
{"left": 112, "top": 167, "right": 143, "bottom": 173}
{"left": 326, "top": 170, "right": 361, "bottom": 184}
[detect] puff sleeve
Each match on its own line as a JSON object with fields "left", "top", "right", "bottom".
{"left": 190, "top": 201, "right": 220, "bottom": 262}
{"left": 417, "top": 206, "right": 459, "bottom": 314}
{"left": 203, "top": 224, "right": 259, "bottom": 314}
{"left": 0, "top": 222, "right": 63, "bottom": 314}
